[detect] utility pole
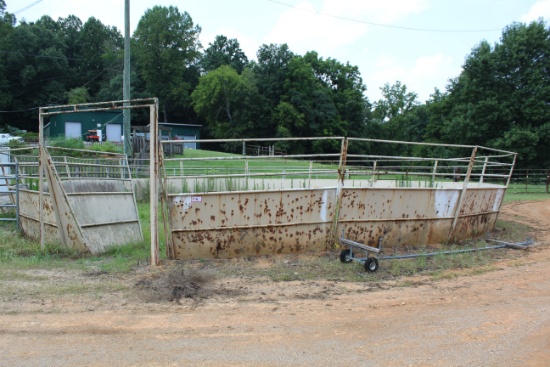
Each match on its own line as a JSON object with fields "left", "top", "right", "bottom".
{"left": 123, "top": 0, "right": 132, "bottom": 157}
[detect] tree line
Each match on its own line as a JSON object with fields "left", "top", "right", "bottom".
{"left": 0, "top": 1, "right": 548, "bottom": 168}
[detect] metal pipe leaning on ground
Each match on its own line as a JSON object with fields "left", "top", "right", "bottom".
{"left": 338, "top": 231, "right": 534, "bottom": 272}
{"left": 484, "top": 237, "right": 534, "bottom": 250}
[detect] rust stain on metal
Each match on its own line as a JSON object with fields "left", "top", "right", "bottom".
{"left": 167, "top": 182, "right": 506, "bottom": 260}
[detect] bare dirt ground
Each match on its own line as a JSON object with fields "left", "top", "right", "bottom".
{"left": 1, "top": 200, "right": 549, "bottom": 367}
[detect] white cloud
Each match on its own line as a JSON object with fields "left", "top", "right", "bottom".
{"left": 409, "top": 53, "right": 458, "bottom": 100}
{"left": 364, "top": 57, "right": 405, "bottom": 100}
{"left": 521, "top": 0, "right": 550, "bottom": 22}
{"left": 365, "top": 53, "right": 459, "bottom": 102}
{"left": 322, "top": 0, "right": 430, "bottom": 24}
{"left": 263, "top": 1, "right": 368, "bottom": 57}
{"left": 263, "top": 0, "right": 430, "bottom": 59}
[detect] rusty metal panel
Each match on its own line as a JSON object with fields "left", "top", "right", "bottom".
{"left": 336, "top": 186, "right": 503, "bottom": 248}
{"left": 338, "top": 188, "right": 460, "bottom": 221}
{"left": 172, "top": 225, "right": 332, "bottom": 259}
{"left": 18, "top": 190, "right": 59, "bottom": 243}
{"left": 338, "top": 218, "right": 453, "bottom": 248}
{"left": 450, "top": 212, "right": 499, "bottom": 241}
{"left": 20, "top": 217, "right": 58, "bottom": 243}
{"left": 167, "top": 184, "right": 507, "bottom": 259}
{"left": 459, "top": 188, "right": 505, "bottom": 215}
{"left": 18, "top": 190, "right": 57, "bottom": 225}
{"left": 337, "top": 187, "right": 460, "bottom": 247}
{"left": 169, "top": 188, "right": 337, "bottom": 259}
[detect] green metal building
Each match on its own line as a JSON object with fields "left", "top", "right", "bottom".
{"left": 45, "top": 111, "right": 202, "bottom": 149}
{"left": 45, "top": 111, "right": 124, "bottom": 142}
{"left": 159, "top": 122, "right": 202, "bottom": 149}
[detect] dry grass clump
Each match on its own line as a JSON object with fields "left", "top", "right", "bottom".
{"left": 136, "top": 266, "right": 216, "bottom": 304}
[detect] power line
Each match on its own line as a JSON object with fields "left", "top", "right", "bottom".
{"left": 13, "top": 0, "right": 45, "bottom": 16}
{"left": 14, "top": 0, "right": 44, "bottom": 15}
{"left": 267, "top": 0, "right": 503, "bottom": 33}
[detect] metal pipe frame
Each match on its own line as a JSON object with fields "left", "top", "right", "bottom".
{"left": 38, "top": 98, "right": 159, "bottom": 263}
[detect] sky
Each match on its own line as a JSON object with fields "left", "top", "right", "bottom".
{"left": 8, "top": 0, "right": 550, "bottom": 103}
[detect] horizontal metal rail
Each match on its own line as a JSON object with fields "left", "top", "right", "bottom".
{"left": 340, "top": 238, "right": 381, "bottom": 254}
{"left": 379, "top": 238, "right": 534, "bottom": 260}
{"left": 161, "top": 136, "right": 346, "bottom": 144}
{"left": 164, "top": 153, "right": 342, "bottom": 162}
{"left": 66, "top": 191, "right": 134, "bottom": 196}
{"left": 40, "top": 98, "right": 157, "bottom": 116}
{"left": 348, "top": 138, "right": 516, "bottom": 155}
{"left": 18, "top": 213, "right": 56, "bottom": 226}
{"left": 80, "top": 219, "right": 140, "bottom": 228}
{"left": 379, "top": 245, "right": 507, "bottom": 259}
{"left": 165, "top": 169, "right": 338, "bottom": 180}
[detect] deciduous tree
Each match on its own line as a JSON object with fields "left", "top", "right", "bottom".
{"left": 201, "top": 35, "right": 248, "bottom": 74}
{"left": 134, "top": 6, "right": 201, "bottom": 122}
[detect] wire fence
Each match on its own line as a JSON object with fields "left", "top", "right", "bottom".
{"left": 506, "top": 169, "right": 550, "bottom": 194}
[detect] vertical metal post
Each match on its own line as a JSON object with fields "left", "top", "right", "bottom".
{"left": 331, "top": 137, "right": 348, "bottom": 244}
{"left": 432, "top": 160, "right": 438, "bottom": 183}
{"left": 449, "top": 146, "right": 478, "bottom": 239}
{"left": 479, "top": 156, "right": 488, "bottom": 183}
{"left": 338, "top": 138, "right": 348, "bottom": 184}
{"left": 15, "top": 162, "right": 19, "bottom": 232}
{"left": 242, "top": 141, "right": 246, "bottom": 155}
{"left": 63, "top": 156, "right": 71, "bottom": 179}
{"left": 492, "top": 153, "right": 517, "bottom": 219}
{"left": 123, "top": 0, "right": 132, "bottom": 157}
{"left": 38, "top": 108, "right": 45, "bottom": 250}
{"left": 150, "top": 100, "right": 159, "bottom": 266}
{"left": 506, "top": 154, "right": 517, "bottom": 188}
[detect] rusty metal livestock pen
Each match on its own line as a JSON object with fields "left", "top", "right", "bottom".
{"left": 159, "top": 137, "right": 516, "bottom": 261}
{"left": 14, "top": 99, "right": 515, "bottom": 266}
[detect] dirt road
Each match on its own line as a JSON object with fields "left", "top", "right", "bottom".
{"left": 1, "top": 201, "right": 549, "bottom": 366}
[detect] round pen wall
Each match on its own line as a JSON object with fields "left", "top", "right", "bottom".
{"left": 162, "top": 138, "right": 515, "bottom": 260}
